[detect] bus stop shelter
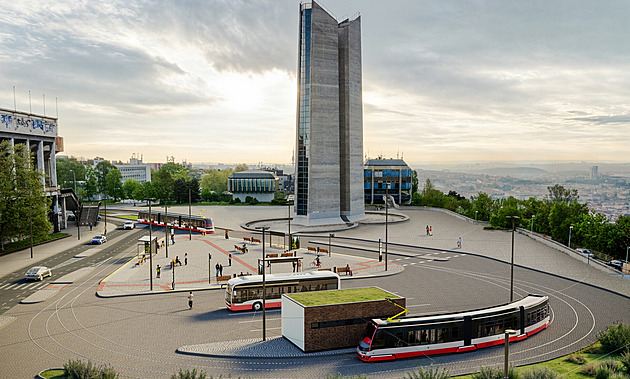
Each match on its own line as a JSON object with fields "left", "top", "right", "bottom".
{"left": 137, "top": 235, "right": 158, "bottom": 256}
{"left": 258, "top": 256, "right": 304, "bottom": 274}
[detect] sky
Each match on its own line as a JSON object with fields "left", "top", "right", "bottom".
{"left": 1, "top": 0, "right": 629, "bottom": 167}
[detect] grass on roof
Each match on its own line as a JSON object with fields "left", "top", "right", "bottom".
{"left": 287, "top": 287, "right": 399, "bottom": 306}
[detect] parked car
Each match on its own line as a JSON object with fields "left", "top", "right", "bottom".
{"left": 123, "top": 221, "right": 135, "bottom": 230}
{"left": 607, "top": 260, "right": 624, "bottom": 271}
{"left": 91, "top": 235, "right": 107, "bottom": 245}
{"left": 25, "top": 266, "right": 52, "bottom": 281}
{"left": 67, "top": 214, "right": 76, "bottom": 221}
{"left": 576, "top": 248, "right": 594, "bottom": 258}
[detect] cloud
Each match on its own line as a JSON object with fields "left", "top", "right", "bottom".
{"left": 568, "top": 115, "right": 630, "bottom": 125}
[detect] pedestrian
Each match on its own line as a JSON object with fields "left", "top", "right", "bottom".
{"left": 429, "top": 226, "right": 432, "bottom": 236}
{"left": 171, "top": 234, "right": 175, "bottom": 245}
{"left": 292, "top": 261, "right": 296, "bottom": 272}
{"left": 228, "top": 253, "right": 232, "bottom": 266}
{"left": 219, "top": 263, "right": 223, "bottom": 276}
{"left": 184, "top": 253, "right": 188, "bottom": 266}
{"left": 225, "top": 229, "right": 229, "bottom": 239}
{"left": 175, "top": 256, "right": 182, "bottom": 266}
{"left": 156, "top": 264, "right": 161, "bottom": 278}
{"left": 89, "top": 222, "right": 93, "bottom": 231}
{"left": 426, "top": 225, "right": 429, "bottom": 236}
{"left": 104, "top": 225, "right": 107, "bottom": 235}
{"left": 215, "top": 262, "right": 220, "bottom": 277}
{"left": 458, "top": 236, "right": 462, "bottom": 248}
{"left": 188, "top": 291, "right": 194, "bottom": 309}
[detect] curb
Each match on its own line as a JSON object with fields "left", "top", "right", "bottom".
{"left": 36, "top": 368, "right": 63, "bottom": 379}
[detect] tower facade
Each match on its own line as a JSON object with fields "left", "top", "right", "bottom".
{"left": 294, "top": 1, "right": 365, "bottom": 225}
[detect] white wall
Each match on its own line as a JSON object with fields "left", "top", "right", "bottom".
{"left": 281, "top": 295, "right": 305, "bottom": 351}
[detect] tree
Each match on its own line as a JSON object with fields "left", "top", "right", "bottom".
{"left": 105, "top": 169, "right": 124, "bottom": 201}
{"left": 94, "top": 160, "right": 115, "bottom": 194}
{"left": 470, "top": 192, "right": 495, "bottom": 221}
{"left": 84, "top": 167, "right": 98, "bottom": 200}
{"left": 234, "top": 163, "right": 248, "bottom": 172}
{"left": 201, "top": 187, "right": 213, "bottom": 202}
{"left": 546, "top": 184, "right": 579, "bottom": 204}
{"left": 0, "top": 141, "right": 52, "bottom": 250}
{"left": 200, "top": 169, "right": 232, "bottom": 194}
{"left": 56, "top": 157, "right": 86, "bottom": 191}
{"left": 411, "top": 170, "right": 419, "bottom": 194}
{"left": 122, "top": 179, "right": 142, "bottom": 200}
{"left": 152, "top": 169, "right": 174, "bottom": 204}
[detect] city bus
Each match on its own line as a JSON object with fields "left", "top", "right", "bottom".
{"left": 225, "top": 271, "right": 341, "bottom": 311}
{"left": 137, "top": 211, "right": 214, "bottom": 234}
{"left": 357, "top": 294, "right": 549, "bottom": 361}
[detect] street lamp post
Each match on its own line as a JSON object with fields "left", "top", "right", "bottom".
{"left": 145, "top": 198, "right": 156, "bottom": 291}
{"left": 506, "top": 216, "right": 520, "bottom": 302}
{"left": 624, "top": 246, "right": 629, "bottom": 278}
{"left": 28, "top": 195, "right": 33, "bottom": 259}
{"left": 568, "top": 225, "right": 573, "bottom": 249}
{"left": 69, "top": 169, "right": 76, "bottom": 193}
{"left": 504, "top": 329, "right": 517, "bottom": 379}
{"left": 530, "top": 215, "right": 535, "bottom": 232}
{"left": 384, "top": 184, "right": 389, "bottom": 272}
{"left": 475, "top": 210, "right": 478, "bottom": 221}
{"left": 104, "top": 191, "right": 107, "bottom": 236}
{"left": 257, "top": 226, "right": 270, "bottom": 341}
{"left": 164, "top": 205, "right": 169, "bottom": 258}
{"left": 188, "top": 189, "right": 192, "bottom": 241}
{"left": 287, "top": 203, "right": 292, "bottom": 251}
{"left": 208, "top": 253, "right": 212, "bottom": 284}
{"left": 328, "top": 233, "right": 334, "bottom": 257}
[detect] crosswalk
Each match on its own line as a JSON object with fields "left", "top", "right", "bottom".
{"left": 0, "top": 281, "right": 51, "bottom": 291}
{"left": 395, "top": 252, "right": 466, "bottom": 267}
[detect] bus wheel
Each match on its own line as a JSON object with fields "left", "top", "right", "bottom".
{"left": 253, "top": 302, "right": 262, "bottom": 311}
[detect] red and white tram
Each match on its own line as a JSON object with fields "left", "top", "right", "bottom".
{"left": 358, "top": 294, "right": 549, "bottom": 362}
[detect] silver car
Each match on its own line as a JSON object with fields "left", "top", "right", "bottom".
{"left": 25, "top": 266, "right": 52, "bottom": 281}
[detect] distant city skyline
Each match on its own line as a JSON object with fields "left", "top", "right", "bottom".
{"left": 2, "top": 1, "right": 629, "bottom": 164}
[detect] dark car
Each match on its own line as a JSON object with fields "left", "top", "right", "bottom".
{"left": 607, "top": 260, "right": 624, "bottom": 271}
{"left": 67, "top": 214, "right": 76, "bottom": 221}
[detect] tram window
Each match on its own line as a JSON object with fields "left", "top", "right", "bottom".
{"left": 372, "top": 330, "right": 386, "bottom": 349}
{"left": 437, "top": 328, "right": 449, "bottom": 343}
{"left": 451, "top": 326, "right": 459, "bottom": 340}
{"left": 407, "top": 330, "right": 421, "bottom": 346}
{"left": 420, "top": 329, "right": 428, "bottom": 344}
{"left": 485, "top": 323, "right": 493, "bottom": 337}
{"left": 476, "top": 324, "right": 483, "bottom": 338}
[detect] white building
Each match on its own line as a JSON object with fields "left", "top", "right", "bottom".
{"left": 114, "top": 156, "right": 152, "bottom": 183}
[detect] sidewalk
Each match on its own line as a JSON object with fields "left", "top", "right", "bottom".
{"left": 96, "top": 231, "right": 403, "bottom": 297}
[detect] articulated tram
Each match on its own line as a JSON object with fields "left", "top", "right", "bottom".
{"left": 358, "top": 294, "right": 549, "bottom": 362}
{"left": 137, "top": 211, "right": 214, "bottom": 234}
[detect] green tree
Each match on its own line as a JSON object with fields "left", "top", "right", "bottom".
{"left": 105, "top": 169, "right": 124, "bottom": 201}
{"left": 83, "top": 167, "right": 98, "bottom": 200}
{"left": 152, "top": 168, "right": 174, "bottom": 204}
{"left": 411, "top": 170, "right": 419, "bottom": 194}
{"left": 122, "top": 178, "right": 142, "bottom": 200}
{"left": 159, "top": 162, "right": 189, "bottom": 181}
{"left": 94, "top": 160, "right": 115, "bottom": 194}
{"left": 141, "top": 181, "right": 156, "bottom": 200}
{"left": 0, "top": 141, "right": 52, "bottom": 250}
{"left": 470, "top": 192, "right": 495, "bottom": 221}
{"left": 546, "top": 184, "right": 579, "bottom": 204}
{"left": 200, "top": 169, "right": 232, "bottom": 194}
{"left": 200, "top": 187, "right": 213, "bottom": 202}
{"left": 56, "top": 157, "right": 86, "bottom": 191}
{"left": 234, "top": 163, "right": 248, "bottom": 172}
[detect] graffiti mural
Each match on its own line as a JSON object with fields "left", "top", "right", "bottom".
{"left": 0, "top": 111, "right": 56, "bottom": 137}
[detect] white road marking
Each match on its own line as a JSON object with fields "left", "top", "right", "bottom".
{"left": 407, "top": 304, "right": 431, "bottom": 308}
{"left": 239, "top": 318, "right": 281, "bottom": 324}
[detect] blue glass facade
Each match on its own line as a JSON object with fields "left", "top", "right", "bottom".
{"left": 296, "top": 6, "right": 311, "bottom": 216}
{"left": 363, "top": 160, "right": 413, "bottom": 205}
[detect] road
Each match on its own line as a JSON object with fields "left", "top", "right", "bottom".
{"left": 0, "top": 209, "right": 629, "bottom": 378}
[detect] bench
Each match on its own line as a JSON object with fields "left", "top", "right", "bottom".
{"left": 234, "top": 245, "right": 246, "bottom": 253}
{"left": 252, "top": 238, "right": 262, "bottom": 244}
{"left": 307, "top": 247, "right": 317, "bottom": 252}
{"left": 319, "top": 248, "right": 328, "bottom": 255}
{"left": 217, "top": 275, "right": 231, "bottom": 288}
{"left": 337, "top": 267, "right": 353, "bottom": 276}
{"left": 266, "top": 253, "right": 278, "bottom": 258}
{"left": 318, "top": 268, "right": 332, "bottom": 271}
{"left": 243, "top": 237, "right": 251, "bottom": 242}
{"left": 281, "top": 252, "right": 293, "bottom": 257}
{"left": 135, "top": 255, "right": 147, "bottom": 266}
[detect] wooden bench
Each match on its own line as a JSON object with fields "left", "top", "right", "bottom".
{"left": 135, "top": 255, "right": 147, "bottom": 266}
{"left": 266, "top": 253, "right": 278, "bottom": 258}
{"left": 318, "top": 268, "right": 332, "bottom": 271}
{"left": 281, "top": 252, "right": 293, "bottom": 257}
{"left": 337, "top": 267, "right": 353, "bottom": 276}
{"left": 234, "top": 245, "right": 246, "bottom": 253}
{"left": 243, "top": 237, "right": 251, "bottom": 242}
{"left": 307, "top": 247, "right": 317, "bottom": 252}
{"left": 217, "top": 275, "right": 232, "bottom": 288}
{"left": 252, "top": 238, "right": 262, "bottom": 244}
{"left": 319, "top": 248, "right": 328, "bottom": 255}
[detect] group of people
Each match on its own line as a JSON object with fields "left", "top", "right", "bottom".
{"left": 425, "top": 225, "right": 433, "bottom": 236}
{"left": 215, "top": 262, "right": 224, "bottom": 277}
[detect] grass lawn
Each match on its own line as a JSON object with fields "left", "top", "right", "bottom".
{"left": 287, "top": 287, "right": 399, "bottom": 306}
{"left": 116, "top": 215, "right": 138, "bottom": 220}
{"left": 39, "top": 368, "right": 65, "bottom": 378}
{"left": 1, "top": 232, "right": 69, "bottom": 255}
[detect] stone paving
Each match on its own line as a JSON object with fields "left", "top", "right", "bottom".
{"left": 96, "top": 230, "right": 403, "bottom": 297}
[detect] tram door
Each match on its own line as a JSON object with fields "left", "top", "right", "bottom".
{"left": 519, "top": 306, "right": 525, "bottom": 335}
{"left": 463, "top": 316, "right": 472, "bottom": 345}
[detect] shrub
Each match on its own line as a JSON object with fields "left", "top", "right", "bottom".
{"left": 405, "top": 365, "right": 451, "bottom": 379}
{"left": 598, "top": 323, "right": 630, "bottom": 354}
{"left": 566, "top": 354, "right": 587, "bottom": 364}
{"left": 63, "top": 359, "right": 118, "bottom": 378}
{"left": 472, "top": 366, "right": 518, "bottom": 379}
{"left": 621, "top": 350, "right": 630, "bottom": 374}
{"left": 171, "top": 368, "right": 207, "bottom": 379}
{"left": 599, "top": 360, "right": 621, "bottom": 372}
{"left": 581, "top": 364, "right": 598, "bottom": 377}
{"left": 595, "top": 366, "right": 614, "bottom": 379}
{"left": 521, "top": 367, "right": 557, "bottom": 379}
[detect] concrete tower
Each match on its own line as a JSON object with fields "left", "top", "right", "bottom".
{"left": 294, "top": 1, "right": 365, "bottom": 226}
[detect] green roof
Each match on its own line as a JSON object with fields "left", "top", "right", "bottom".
{"left": 286, "top": 287, "right": 399, "bottom": 307}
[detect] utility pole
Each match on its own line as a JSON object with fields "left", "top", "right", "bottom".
{"left": 385, "top": 184, "right": 389, "bottom": 271}
{"left": 145, "top": 198, "right": 156, "bottom": 291}
{"left": 188, "top": 188, "right": 192, "bottom": 240}
{"left": 164, "top": 205, "right": 169, "bottom": 258}
{"left": 257, "top": 226, "right": 270, "bottom": 341}
{"left": 506, "top": 216, "right": 520, "bottom": 302}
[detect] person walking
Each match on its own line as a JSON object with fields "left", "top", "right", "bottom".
{"left": 89, "top": 222, "right": 93, "bottom": 231}
{"left": 171, "top": 234, "right": 175, "bottom": 245}
{"left": 225, "top": 229, "right": 229, "bottom": 239}
{"left": 215, "top": 262, "right": 220, "bottom": 277}
{"left": 104, "top": 225, "right": 107, "bottom": 236}
{"left": 219, "top": 263, "right": 223, "bottom": 276}
{"left": 184, "top": 253, "right": 188, "bottom": 266}
{"left": 156, "top": 264, "right": 161, "bottom": 278}
{"left": 188, "top": 292, "right": 194, "bottom": 309}
{"left": 429, "top": 226, "right": 433, "bottom": 236}
{"left": 457, "top": 236, "right": 462, "bottom": 248}
{"left": 228, "top": 254, "right": 232, "bottom": 266}
{"left": 292, "top": 261, "right": 296, "bottom": 272}
{"left": 426, "top": 225, "right": 429, "bottom": 236}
